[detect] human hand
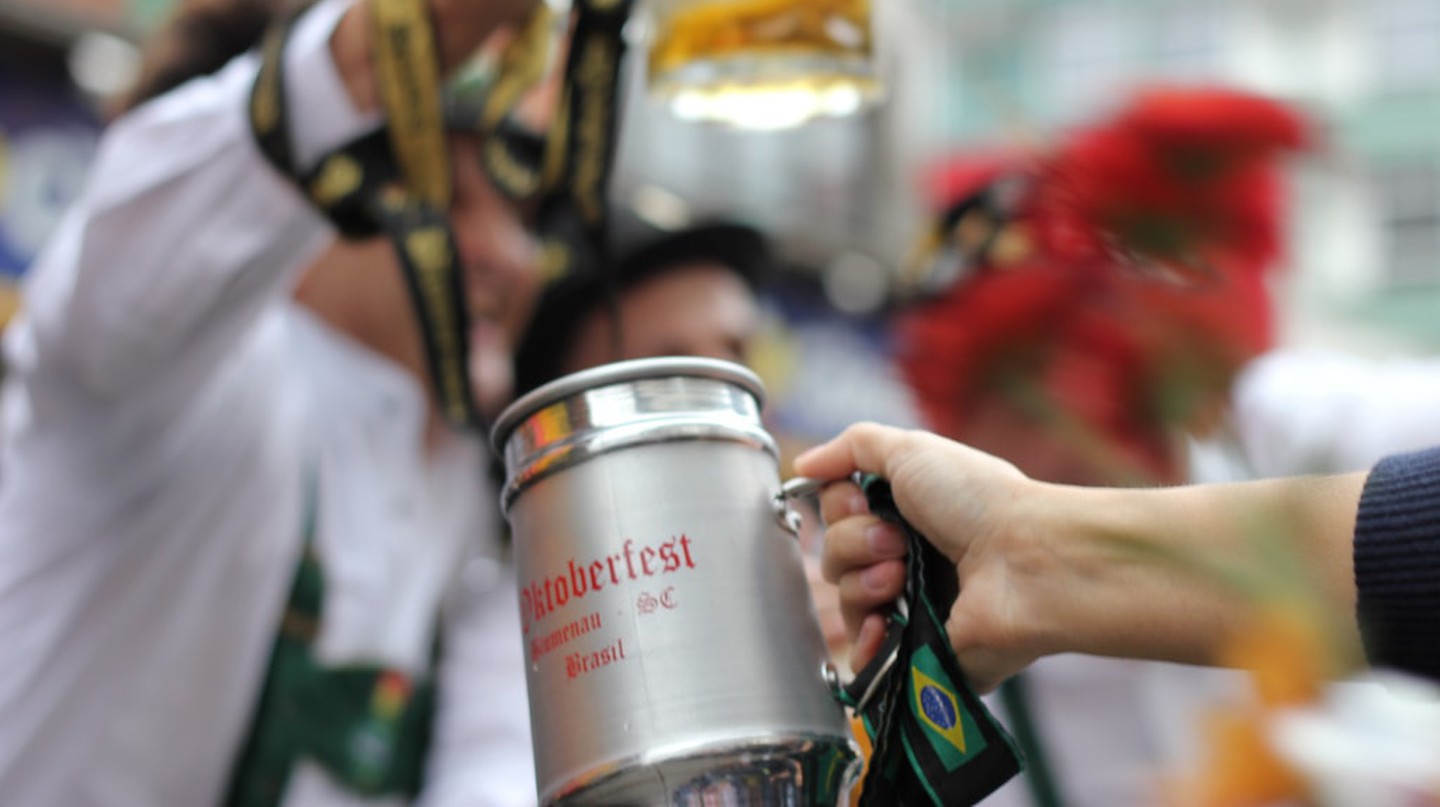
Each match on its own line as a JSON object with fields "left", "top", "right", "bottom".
{"left": 793, "top": 422, "right": 1050, "bottom": 693}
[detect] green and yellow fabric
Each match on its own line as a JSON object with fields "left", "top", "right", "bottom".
{"left": 224, "top": 490, "right": 437, "bottom": 806}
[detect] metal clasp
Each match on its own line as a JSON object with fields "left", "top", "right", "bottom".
{"left": 847, "top": 597, "right": 909, "bottom": 714}
{"left": 772, "top": 476, "right": 825, "bottom": 536}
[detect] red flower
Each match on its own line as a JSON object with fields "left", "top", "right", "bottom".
{"left": 896, "top": 261, "right": 1089, "bottom": 439}
{"left": 1121, "top": 87, "right": 1309, "bottom": 163}
{"left": 1034, "top": 87, "right": 1307, "bottom": 281}
{"left": 897, "top": 86, "right": 1301, "bottom": 482}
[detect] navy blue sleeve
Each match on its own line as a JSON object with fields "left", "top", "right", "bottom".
{"left": 1354, "top": 447, "right": 1440, "bottom": 680}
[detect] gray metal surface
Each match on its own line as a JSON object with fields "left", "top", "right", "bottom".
{"left": 495, "top": 358, "right": 860, "bottom": 806}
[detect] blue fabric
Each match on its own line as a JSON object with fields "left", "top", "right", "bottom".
{"left": 1355, "top": 447, "right": 1440, "bottom": 680}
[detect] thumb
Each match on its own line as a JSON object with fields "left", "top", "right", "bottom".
{"left": 793, "top": 422, "right": 913, "bottom": 482}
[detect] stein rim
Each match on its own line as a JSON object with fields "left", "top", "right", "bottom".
{"left": 489, "top": 356, "right": 768, "bottom": 456}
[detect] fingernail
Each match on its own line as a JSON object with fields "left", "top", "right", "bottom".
{"left": 848, "top": 493, "right": 869, "bottom": 515}
{"left": 865, "top": 523, "right": 906, "bottom": 556}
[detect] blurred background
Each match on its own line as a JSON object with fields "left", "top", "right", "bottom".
{"left": 4, "top": 0, "right": 1440, "bottom": 442}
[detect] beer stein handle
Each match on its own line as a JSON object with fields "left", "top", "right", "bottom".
{"left": 771, "top": 473, "right": 906, "bottom": 706}
{"left": 772, "top": 476, "right": 826, "bottom": 536}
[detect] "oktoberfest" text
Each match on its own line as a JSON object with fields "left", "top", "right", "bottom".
{"left": 520, "top": 535, "right": 697, "bottom": 634}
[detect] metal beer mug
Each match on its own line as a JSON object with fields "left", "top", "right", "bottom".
{"left": 492, "top": 357, "right": 861, "bottom": 805}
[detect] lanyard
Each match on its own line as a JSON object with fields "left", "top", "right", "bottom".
{"left": 841, "top": 475, "right": 1025, "bottom": 806}
{"left": 250, "top": 0, "right": 482, "bottom": 429}
{"left": 248, "top": 0, "right": 634, "bottom": 433}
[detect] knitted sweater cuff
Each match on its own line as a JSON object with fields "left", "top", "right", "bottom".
{"left": 1354, "top": 447, "right": 1440, "bottom": 680}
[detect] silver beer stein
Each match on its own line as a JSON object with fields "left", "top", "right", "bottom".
{"left": 492, "top": 357, "right": 862, "bottom": 805}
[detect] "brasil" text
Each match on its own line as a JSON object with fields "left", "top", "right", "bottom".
{"left": 565, "top": 638, "right": 627, "bottom": 679}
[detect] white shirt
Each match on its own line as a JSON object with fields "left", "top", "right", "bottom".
{"left": 0, "top": 2, "right": 535, "bottom": 804}
{"left": 979, "top": 655, "right": 1224, "bottom": 807}
{"left": 1228, "top": 347, "right": 1440, "bottom": 477}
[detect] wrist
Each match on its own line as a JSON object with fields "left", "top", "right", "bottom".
{"left": 1001, "top": 481, "right": 1128, "bottom": 659}
{"left": 1012, "top": 483, "right": 1247, "bottom": 665}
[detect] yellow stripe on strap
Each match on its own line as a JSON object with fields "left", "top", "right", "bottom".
{"left": 370, "top": 0, "right": 451, "bottom": 208}
{"left": 482, "top": 5, "right": 557, "bottom": 131}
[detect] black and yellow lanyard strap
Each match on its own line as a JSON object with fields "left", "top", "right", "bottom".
{"left": 439, "top": 0, "right": 633, "bottom": 297}
{"left": 526, "top": 0, "right": 634, "bottom": 302}
{"left": 469, "top": 4, "right": 564, "bottom": 204}
{"left": 435, "top": 0, "right": 633, "bottom": 288}
{"left": 840, "top": 475, "right": 1025, "bottom": 806}
{"left": 250, "top": 0, "right": 482, "bottom": 431}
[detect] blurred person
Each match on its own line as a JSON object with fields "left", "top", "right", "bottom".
{"left": 896, "top": 241, "right": 1271, "bottom": 805}
{"left": 1200, "top": 347, "right": 1440, "bottom": 480}
{"left": 113, "top": 0, "right": 288, "bottom": 116}
{"left": 871, "top": 92, "right": 1299, "bottom": 806}
{"left": 0, "top": 0, "right": 558, "bottom": 803}
{"left": 511, "top": 215, "right": 849, "bottom": 658}
{"left": 513, "top": 216, "right": 767, "bottom": 392}
{"left": 818, "top": 91, "right": 1440, "bottom": 803}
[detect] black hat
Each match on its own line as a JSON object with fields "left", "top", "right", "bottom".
{"left": 513, "top": 216, "right": 770, "bottom": 396}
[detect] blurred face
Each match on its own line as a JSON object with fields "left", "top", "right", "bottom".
{"left": 297, "top": 135, "right": 543, "bottom": 420}
{"left": 560, "top": 262, "right": 759, "bottom": 374}
{"left": 446, "top": 134, "right": 543, "bottom": 416}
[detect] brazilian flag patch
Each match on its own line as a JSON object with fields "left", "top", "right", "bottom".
{"left": 848, "top": 475, "right": 1025, "bottom": 807}
{"left": 910, "top": 646, "right": 986, "bottom": 768}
